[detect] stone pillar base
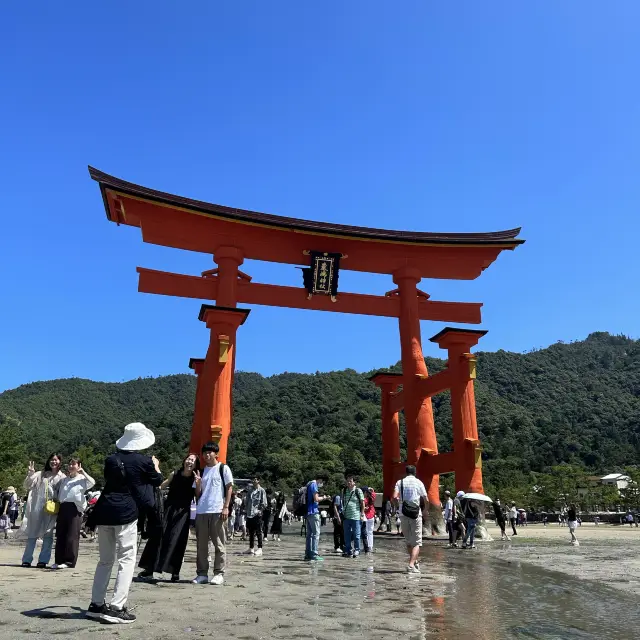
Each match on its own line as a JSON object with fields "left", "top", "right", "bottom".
{"left": 424, "top": 502, "right": 446, "bottom": 536}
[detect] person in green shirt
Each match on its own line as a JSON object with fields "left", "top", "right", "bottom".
{"left": 341, "top": 476, "right": 364, "bottom": 558}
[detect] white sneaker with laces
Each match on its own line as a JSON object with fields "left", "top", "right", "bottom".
{"left": 245, "top": 548, "right": 255, "bottom": 555}
{"left": 52, "top": 563, "right": 68, "bottom": 570}
{"left": 334, "top": 547, "right": 342, "bottom": 553}
{"left": 192, "top": 575, "right": 209, "bottom": 584}
{"left": 210, "top": 574, "right": 224, "bottom": 585}
{"left": 407, "top": 565, "right": 420, "bottom": 574}
{"left": 255, "top": 548, "right": 263, "bottom": 557}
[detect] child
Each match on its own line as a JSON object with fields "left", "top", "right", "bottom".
{"left": 192, "top": 442, "right": 233, "bottom": 586}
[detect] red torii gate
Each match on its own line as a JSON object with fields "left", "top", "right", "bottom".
{"left": 90, "top": 166, "right": 524, "bottom": 516}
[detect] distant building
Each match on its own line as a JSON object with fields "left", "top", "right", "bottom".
{"left": 600, "top": 473, "right": 630, "bottom": 492}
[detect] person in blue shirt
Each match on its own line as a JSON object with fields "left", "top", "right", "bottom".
{"left": 304, "top": 472, "right": 328, "bottom": 561}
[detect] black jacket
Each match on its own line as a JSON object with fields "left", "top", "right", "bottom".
{"left": 462, "top": 498, "right": 479, "bottom": 520}
{"left": 95, "top": 451, "right": 163, "bottom": 526}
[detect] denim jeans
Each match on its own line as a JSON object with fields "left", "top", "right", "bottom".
{"left": 305, "top": 513, "right": 320, "bottom": 559}
{"left": 343, "top": 518, "right": 361, "bottom": 555}
{"left": 22, "top": 535, "right": 54, "bottom": 565}
{"left": 464, "top": 518, "right": 477, "bottom": 546}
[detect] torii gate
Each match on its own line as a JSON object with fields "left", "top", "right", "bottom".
{"left": 89, "top": 167, "right": 524, "bottom": 518}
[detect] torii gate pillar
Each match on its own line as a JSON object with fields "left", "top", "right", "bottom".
{"left": 194, "top": 305, "right": 250, "bottom": 463}
{"left": 188, "top": 357, "right": 205, "bottom": 455}
{"left": 392, "top": 267, "right": 441, "bottom": 515}
{"left": 371, "top": 373, "right": 403, "bottom": 501}
{"left": 430, "top": 328, "right": 486, "bottom": 494}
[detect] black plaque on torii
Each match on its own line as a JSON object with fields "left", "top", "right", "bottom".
{"left": 302, "top": 251, "right": 341, "bottom": 301}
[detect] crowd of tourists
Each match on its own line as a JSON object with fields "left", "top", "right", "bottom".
{"left": 5, "top": 421, "right": 639, "bottom": 625}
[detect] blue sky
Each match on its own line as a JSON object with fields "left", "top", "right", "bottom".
{"left": 1, "top": 2, "right": 639, "bottom": 392}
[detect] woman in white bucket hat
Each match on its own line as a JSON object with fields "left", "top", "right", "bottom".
{"left": 86, "top": 423, "right": 163, "bottom": 625}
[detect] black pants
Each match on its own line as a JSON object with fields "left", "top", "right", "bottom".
{"left": 510, "top": 518, "right": 517, "bottom": 535}
{"left": 247, "top": 515, "right": 263, "bottom": 549}
{"left": 333, "top": 517, "right": 344, "bottom": 550}
{"left": 497, "top": 519, "right": 507, "bottom": 536}
{"left": 54, "top": 502, "right": 82, "bottom": 567}
{"left": 262, "top": 510, "right": 271, "bottom": 538}
{"left": 447, "top": 520, "right": 454, "bottom": 545}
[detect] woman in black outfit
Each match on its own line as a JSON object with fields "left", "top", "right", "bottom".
{"left": 138, "top": 453, "right": 199, "bottom": 582}
{"left": 270, "top": 493, "right": 286, "bottom": 541}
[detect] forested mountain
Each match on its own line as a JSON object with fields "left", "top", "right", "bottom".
{"left": 1, "top": 332, "right": 639, "bottom": 502}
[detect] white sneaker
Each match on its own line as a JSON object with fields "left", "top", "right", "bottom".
{"left": 277, "top": 537, "right": 281, "bottom": 542}
{"left": 334, "top": 547, "right": 342, "bottom": 554}
{"left": 210, "top": 574, "right": 224, "bottom": 585}
{"left": 192, "top": 575, "right": 209, "bottom": 584}
{"left": 51, "top": 563, "right": 69, "bottom": 570}
{"left": 406, "top": 565, "right": 420, "bottom": 574}
{"left": 255, "top": 548, "right": 263, "bottom": 557}
{"left": 245, "top": 548, "right": 255, "bottom": 555}
{"left": 353, "top": 551, "right": 360, "bottom": 557}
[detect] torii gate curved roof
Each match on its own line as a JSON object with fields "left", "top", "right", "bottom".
{"left": 89, "top": 166, "right": 524, "bottom": 279}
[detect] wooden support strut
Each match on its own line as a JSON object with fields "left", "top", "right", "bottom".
{"left": 136, "top": 267, "right": 483, "bottom": 323}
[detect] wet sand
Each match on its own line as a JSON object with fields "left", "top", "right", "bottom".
{"left": 482, "top": 522, "right": 640, "bottom": 596}
{"left": 1, "top": 524, "right": 639, "bottom": 639}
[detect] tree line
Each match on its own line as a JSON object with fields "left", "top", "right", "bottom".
{"left": 1, "top": 331, "right": 638, "bottom": 510}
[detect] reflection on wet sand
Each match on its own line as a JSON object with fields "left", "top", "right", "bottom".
{"left": 1, "top": 529, "right": 639, "bottom": 639}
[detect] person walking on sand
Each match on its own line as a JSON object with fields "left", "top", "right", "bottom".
{"left": 361, "top": 486, "right": 376, "bottom": 554}
{"left": 262, "top": 491, "right": 273, "bottom": 543}
{"left": 192, "top": 441, "right": 233, "bottom": 585}
{"left": 393, "top": 465, "right": 427, "bottom": 573}
{"left": 52, "top": 458, "right": 95, "bottom": 569}
{"left": 87, "top": 422, "right": 163, "bottom": 624}
{"left": 341, "top": 476, "right": 364, "bottom": 558}
{"left": 461, "top": 496, "right": 479, "bottom": 549}
{"left": 19, "top": 454, "right": 66, "bottom": 568}
{"left": 138, "top": 453, "right": 199, "bottom": 582}
{"left": 443, "top": 490, "right": 454, "bottom": 547}
{"left": 270, "top": 492, "right": 287, "bottom": 542}
{"left": 453, "top": 491, "right": 466, "bottom": 547}
{"left": 245, "top": 476, "right": 267, "bottom": 556}
{"left": 567, "top": 504, "right": 579, "bottom": 546}
{"left": 304, "top": 472, "right": 329, "bottom": 562}
{"left": 493, "top": 498, "right": 510, "bottom": 541}
{"left": 1, "top": 487, "right": 17, "bottom": 539}
{"left": 332, "top": 489, "right": 345, "bottom": 553}
{"left": 509, "top": 502, "right": 518, "bottom": 536}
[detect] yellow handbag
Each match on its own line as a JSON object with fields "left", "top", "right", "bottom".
{"left": 43, "top": 479, "right": 59, "bottom": 515}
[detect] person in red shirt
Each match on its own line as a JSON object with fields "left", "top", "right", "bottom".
{"left": 360, "top": 487, "right": 377, "bottom": 554}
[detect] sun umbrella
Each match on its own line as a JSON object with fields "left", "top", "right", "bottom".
{"left": 461, "top": 492, "right": 493, "bottom": 503}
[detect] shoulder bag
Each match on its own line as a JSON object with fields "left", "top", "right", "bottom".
{"left": 43, "top": 477, "right": 59, "bottom": 515}
{"left": 400, "top": 480, "right": 420, "bottom": 519}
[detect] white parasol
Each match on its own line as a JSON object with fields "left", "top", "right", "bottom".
{"left": 462, "top": 492, "right": 493, "bottom": 503}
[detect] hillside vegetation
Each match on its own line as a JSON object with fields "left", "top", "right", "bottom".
{"left": 1, "top": 332, "right": 639, "bottom": 506}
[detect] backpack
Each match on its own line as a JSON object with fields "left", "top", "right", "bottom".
{"left": 294, "top": 483, "right": 310, "bottom": 518}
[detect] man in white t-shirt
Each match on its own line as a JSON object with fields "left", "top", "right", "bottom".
{"left": 392, "top": 465, "right": 427, "bottom": 573}
{"left": 192, "top": 441, "right": 233, "bottom": 585}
